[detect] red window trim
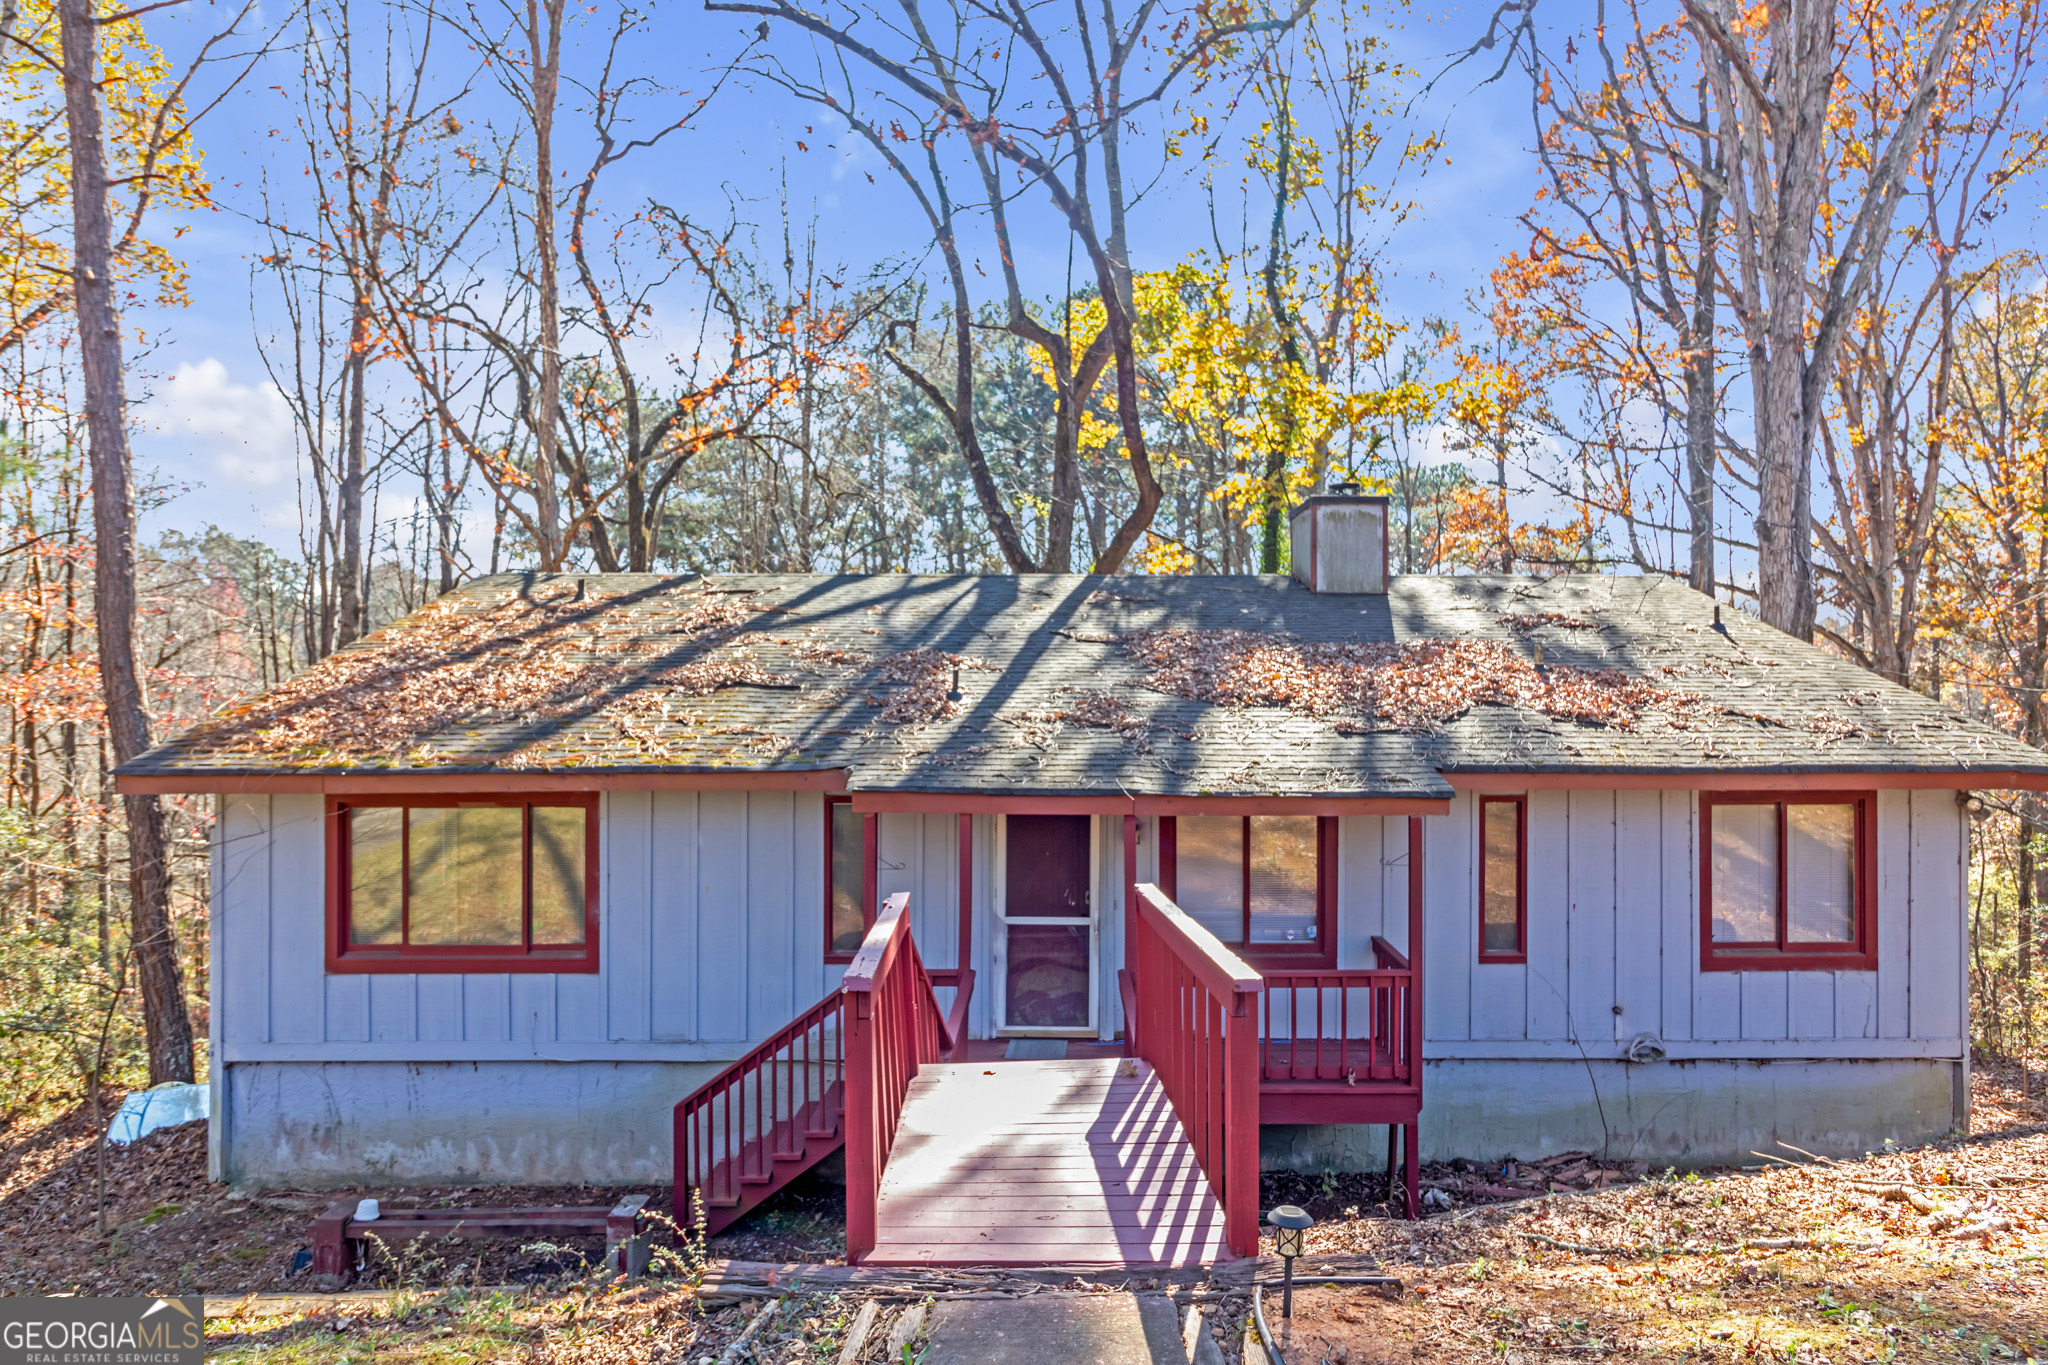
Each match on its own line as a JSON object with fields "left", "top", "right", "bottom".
{"left": 325, "top": 794, "right": 601, "bottom": 975}
{"left": 1477, "top": 794, "right": 1528, "bottom": 964}
{"left": 1698, "top": 791, "right": 1878, "bottom": 973}
{"left": 1157, "top": 815, "right": 1337, "bottom": 968}
{"left": 824, "top": 796, "right": 878, "bottom": 964}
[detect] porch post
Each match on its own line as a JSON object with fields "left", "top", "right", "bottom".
{"left": 957, "top": 813, "right": 973, "bottom": 972}
{"left": 1405, "top": 814, "right": 1425, "bottom": 1219}
{"left": 862, "top": 812, "right": 879, "bottom": 932}
{"left": 1123, "top": 813, "right": 1139, "bottom": 1048}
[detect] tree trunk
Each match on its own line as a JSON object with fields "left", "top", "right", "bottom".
{"left": 528, "top": 0, "right": 566, "bottom": 569}
{"left": 1686, "top": 181, "right": 1720, "bottom": 595}
{"left": 337, "top": 307, "right": 368, "bottom": 643}
{"left": 61, "top": 0, "right": 194, "bottom": 1084}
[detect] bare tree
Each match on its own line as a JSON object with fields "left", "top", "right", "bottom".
{"left": 1811, "top": 1, "right": 2045, "bottom": 683}
{"left": 723, "top": 0, "right": 1308, "bottom": 571}
{"left": 1687, "top": 0, "right": 1989, "bottom": 638}
{"left": 59, "top": 0, "right": 214, "bottom": 1082}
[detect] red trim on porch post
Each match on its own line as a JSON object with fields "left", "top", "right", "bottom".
{"left": 844, "top": 986, "right": 876, "bottom": 1261}
{"left": 1225, "top": 985, "right": 1261, "bottom": 1255}
{"left": 1406, "top": 814, "right": 1425, "bottom": 1220}
{"left": 957, "top": 813, "right": 973, "bottom": 973}
{"left": 1123, "top": 813, "right": 1139, "bottom": 1048}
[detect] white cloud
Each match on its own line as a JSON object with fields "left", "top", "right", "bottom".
{"left": 141, "top": 357, "right": 299, "bottom": 493}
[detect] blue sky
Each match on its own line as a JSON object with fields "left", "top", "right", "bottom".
{"left": 126, "top": 0, "right": 1545, "bottom": 555}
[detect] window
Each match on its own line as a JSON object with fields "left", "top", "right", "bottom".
{"left": 1478, "top": 795, "right": 1526, "bottom": 963}
{"left": 825, "top": 797, "right": 873, "bottom": 962}
{"left": 1160, "top": 815, "right": 1334, "bottom": 962}
{"left": 328, "top": 795, "right": 598, "bottom": 973}
{"left": 1700, "top": 793, "right": 1876, "bottom": 972}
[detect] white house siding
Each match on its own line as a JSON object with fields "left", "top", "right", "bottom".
{"left": 212, "top": 789, "right": 1971, "bottom": 1185}
{"left": 216, "top": 790, "right": 836, "bottom": 1185}
{"left": 1410, "top": 790, "right": 1963, "bottom": 1058}
{"left": 1266, "top": 791, "right": 1969, "bottom": 1171}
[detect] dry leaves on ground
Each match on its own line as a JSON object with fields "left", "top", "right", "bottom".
{"left": 1254, "top": 1065, "right": 2048, "bottom": 1363}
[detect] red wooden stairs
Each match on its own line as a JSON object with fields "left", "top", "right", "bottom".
{"left": 673, "top": 894, "right": 973, "bottom": 1239}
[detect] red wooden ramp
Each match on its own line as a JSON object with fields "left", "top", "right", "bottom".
{"left": 865, "top": 1057, "right": 1230, "bottom": 1267}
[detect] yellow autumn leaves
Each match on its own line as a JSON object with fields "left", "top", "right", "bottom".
{"left": 0, "top": 0, "right": 209, "bottom": 352}
{"left": 1035, "top": 259, "right": 1440, "bottom": 552}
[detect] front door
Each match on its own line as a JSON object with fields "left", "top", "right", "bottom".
{"left": 994, "top": 814, "right": 1097, "bottom": 1035}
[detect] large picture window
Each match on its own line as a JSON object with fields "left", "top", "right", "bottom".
{"left": 1700, "top": 792, "right": 1876, "bottom": 972}
{"left": 825, "top": 796, "right": 874, "bottom": 962}
{"left": 1159, "top": 815, "right": 1335, "bottom": 964}
{"left": 327, "top": 795, "right": 599, "bottom": 973}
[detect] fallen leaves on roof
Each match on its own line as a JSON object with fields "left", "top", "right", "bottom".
{"left": 1119, "top": 630, "right": 1691, "bottom": 731}
{"left": 864, "top": 649, "right": 994, "bottom": 725}
{"left": 184, "top": 583, "right": 784, "bottom": 762}
{"left": 1498, "top": 611, "right": 1597, "bottom": 631}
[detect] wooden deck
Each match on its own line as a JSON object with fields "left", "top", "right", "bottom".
{"left": 865, "top": 1058, "right": 1232, "bottom": 1267}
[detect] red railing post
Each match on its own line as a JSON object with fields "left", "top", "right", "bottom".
{"left": 1224, "top": 986, "right": 1260, "bottom": 1255}
{"left": 1129, "top": 882, "right": 1265, "bottom": 1259}
{"left": 843, "top": 981, "right": 878, "bottom": 1257}
{"left": 838, "top": 892, "right": 967, "bottom": 1262}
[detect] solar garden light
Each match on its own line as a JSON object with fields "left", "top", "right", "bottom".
{"left": 1266, "top": 1204, "right": 1314, "bottom": 1318}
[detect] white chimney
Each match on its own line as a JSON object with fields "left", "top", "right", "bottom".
{"left": 1289, "top": 487, "right": 1389, "bottom": 593}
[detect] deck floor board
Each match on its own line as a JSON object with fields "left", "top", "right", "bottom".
{"left": 865, "top": 1058, "right": 1231, "bottom": 1268}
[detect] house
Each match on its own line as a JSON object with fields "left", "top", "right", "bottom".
{"left": 118, "top": 494, "right": 2048, "bottom": 1264}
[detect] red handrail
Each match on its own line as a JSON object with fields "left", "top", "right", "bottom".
{"left": 842, "top": 892, "right": 958, "bottom": 1261}
{"left": 672, "top": 987, "right": 845, "bottom": 1232}
{"left": 1258, "top": 970, "right": 1414, "bottom": 1087}
{"left": 1129, "top": 882, "right": 1263, "bottom": 1258}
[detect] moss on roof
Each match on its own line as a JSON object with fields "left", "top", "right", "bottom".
{"left": 118, "top": 571, "right": 2048, "bottom": 796}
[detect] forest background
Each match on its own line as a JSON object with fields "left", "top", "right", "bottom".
{"left": 3, "top": 0, "right": 2048, "bottom": 1127}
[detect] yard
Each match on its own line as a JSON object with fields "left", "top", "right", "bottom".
{"left": 0, "top": 1064, "right": 2040, "bottom": 1362}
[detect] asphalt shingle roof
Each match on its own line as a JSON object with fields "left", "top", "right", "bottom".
{"left": 116, "top": 571, "right": 2048, "bottom": 795}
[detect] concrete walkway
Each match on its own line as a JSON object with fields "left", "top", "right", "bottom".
{"left": 921, "top": 1293, "right": 1189, "bottom": 1365}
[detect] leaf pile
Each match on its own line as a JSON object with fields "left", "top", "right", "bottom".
{"left": 186, "top": 584, "right": 783, "bottom": 762}
{"left": 862, "top": 648, "right": 993, "bottom": 726}
{"left": 1119, "top": 630, "right": 1691, "bottom": 731}
{"left": 1498, "top": 611, "right": 1597, "bottom": 631}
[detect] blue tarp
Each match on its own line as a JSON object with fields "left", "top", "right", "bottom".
{"left": 106, "top": 1082, "right": 208, "bottom": 1146}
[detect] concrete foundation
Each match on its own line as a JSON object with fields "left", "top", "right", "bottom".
{"left": 1260, "top": 1057, "right": 1963, "bottom": 1174}
{"left": 220, "top": 1060, "right": 723, "bottom": 1188}
{"left": 222, "top": 1054, "right": 1964, "bottom": 1187}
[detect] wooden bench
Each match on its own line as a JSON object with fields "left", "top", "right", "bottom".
{"left": 310, "top": 1195, "right": 650, "bottom": 1285}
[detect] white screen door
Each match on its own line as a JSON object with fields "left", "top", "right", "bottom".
{"left": 993, "top": 814, "right": 1098, "bottom": 1035}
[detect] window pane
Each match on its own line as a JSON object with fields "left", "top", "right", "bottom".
{"left": 830, "top": 803, "right": 867, "bottom": 954}
{"left": 408, "top": 806, "right": 523, "bottom": 946}
{"left": 1482, "top": 801, "right": 1521, "bottom": 954}
{"left": 1249, "top": 816, "right": 1318, "bottom": 944}
{"left": 1711, "top": 803, "right": 1779, "bottom": 944}
{"left": 1004, "top": 924, "right": 1091, "bottom": 1028}
{"left": 1787, "top": 804, "right": 1855, "bottom": 943}
{"left": 531, "top": 806, "right": 588, "bottom": 944}
{"left": 349, "top": 807, "right": 404, "bottom": 945}
{"left": 1175, "top": 816, "right": 1244, "bottom": 944}
{"left": 1005, "top": 814, "right": 1092, "bottom": 918}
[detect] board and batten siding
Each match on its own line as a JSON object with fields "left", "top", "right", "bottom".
{"left": 214, "top": 790, "right": 1964, "bottom": 1066}
{"left": 1398, "top": 790, "right": 1964, "bottom": 1062}
{"left": 218, "top": 790, "right": 856, "bottom": 1063}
